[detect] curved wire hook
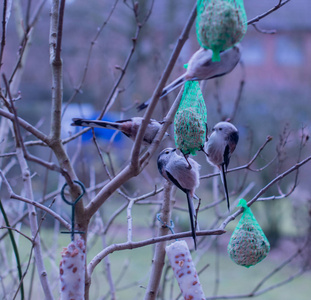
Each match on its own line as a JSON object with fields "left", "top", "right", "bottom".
{"left": 61, "top": 180, "right": 86, "bottom": 241}
{"left": 157, "top": 213, "right": 176, "bottom": 236}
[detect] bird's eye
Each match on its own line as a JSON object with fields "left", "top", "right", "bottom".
{"left": 165, "top": 151, "right": 169, "bottom": 154}
{"left": 219, "top": 127, "right": 222, "bottom": 131}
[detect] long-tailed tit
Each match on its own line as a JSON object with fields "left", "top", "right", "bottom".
{"left": 157, "top": 148, "right": 201, "bottom": 249}
{"left": 71, "top": 117, "right": 168, "bottom": 145}
{"left": 204, "top": 122, "right": 239, "bottom": 211}
{"left": 137, "top": 45, "right": 241, "bottom": 111}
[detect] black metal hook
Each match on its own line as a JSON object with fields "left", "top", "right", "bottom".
{"left": 156, "top": 213, "right": 176, "bottom": 236}
{"left": 61, "top": 180, "right": 85, "bottom": 241}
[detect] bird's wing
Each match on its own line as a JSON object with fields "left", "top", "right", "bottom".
{"left": 228, "top": 131, "right": 239, "bottom": 152}
{"left": 166, "top": 169, "right": 197, "bottom": 249}
{"left": 223, "top": 144, "right": 231, "bottom": 170}
{"left": 165, "top": 170, "right": 188, "bottom": 195}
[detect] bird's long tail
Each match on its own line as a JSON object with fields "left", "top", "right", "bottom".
{"left": 220, "top": 164, "right": 230, "bottom": 211}
{"left": 160, "top": 74, "right": 186, "bottom": 99}
{"left": 186, "top": 191, "right": 197, "bottom": 250}
{"left": 71, "top": 118, "right": 120, "bottom": 130}
{"left": 136, "top": 74, "right": 186, "bottom": 111}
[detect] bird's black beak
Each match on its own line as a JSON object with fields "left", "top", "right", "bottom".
{"left": 172, "top": 148, "right": 176, "bottom": 152}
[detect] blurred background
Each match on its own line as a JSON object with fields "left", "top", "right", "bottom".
{"left": 1, "top": 0, "right": 311, "bottom": 299}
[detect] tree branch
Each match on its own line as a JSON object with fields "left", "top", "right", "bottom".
{"left": 144, "top": 181, "right": 173, "bottom": 300}
{"left": 247, "top": 0, "right": 292, "bottom": 25}
{"left": 87, "top": 228, "right": 225, "bottom": 278}
{"left": 130, "top": 3, "right": 197, "bottom": 170}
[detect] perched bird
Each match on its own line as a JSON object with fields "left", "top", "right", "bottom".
{"left": 204, "top": 121, "right": 239, "bottom": 211}
{"left": 157, "top": 148, "right": 201, "bottom": 249}
{"left": 71, "top": 117, "right": 168, "bottom": 145}
{"left": 137, "top": 45, "right": 241, "bottom": 111}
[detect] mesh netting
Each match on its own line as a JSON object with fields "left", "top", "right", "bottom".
{"left": 227, "top": 199, "right": 270, "bottom": 268}
{"left": 174, "top": 80, "right": 207, "bottom": 156}
{"left": 196, "top": 0, "right": 247, "bottom": 61}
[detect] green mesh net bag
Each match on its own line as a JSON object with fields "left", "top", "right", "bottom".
{"left": 196, "top": 0, "right": 247, "bottom": 61}
{"left": 174, "top": 80, "right": 207, "bottom": 156}
{"left": 227, "top": 199, "right": 270, "bottom": 268}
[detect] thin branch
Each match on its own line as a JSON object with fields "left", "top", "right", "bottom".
{"left": 15, "top": 147, "right": 54, "bottom": 298}
{"left": 0, "top": 170, "right": 70, "bottom": 230}
{"left": 54, "top": 0, "right": 65, "bottom": 63}
{"left": 201, "top": 135, "right": 273, "bottom": 180}
{"left": 144, "top": 181, "right": 173, "bottom": 300}
{"left": 9, "top": 1, "right": 46, "bottom": 92}
{"left": 219, "top": 154, "right": 311, "bottom": 231}
{"left": 139, "top": 87, "right": 184, "bottom": 170}
{"left": 62, "top": 0, "right": 119, "bottom": 116}
{"left": 251, "top": 23, "right": 276, "bottom": 34}
{"left": 0, "top": 108, "right": 50, "bottom": 145}
{"left": 0, "top": 226, "right": 33, "bottom": 243}
{"left": 99, "top": 19, "right": 142, "bottom": 119}
{"left": 205, "top": 241, "right": 308, "bottom": 300}
{"left": 87, "top": 228, "right": 225, "bottom": 277}
{"left": 249, "top": 154, "right": 311, "bottom": 206}
{"left": 126, "top": 198, "right": 135, "bottom": 242}
{"left": 229, "top": 62, "right": 246, "bottom": 122}
{"left": 0, "top": 0, "right": 11, "bottom": 69}
{"left": 11, "top": 194, "right": 70, "bottom": 230}
{"left": 247, "top": 0, "right": 292, "bottom": 25}
{"left": 131, "top": 3, "right": 197, "bottom": 170}
{"left": 1, "top": 77, "right": 72, "bottom": 182}
{"left": 50, "top": 0, "right": 64, "bottom": 140}
{"left": 0, "top": 199, "right": 25, "bottom": 300}
{"left": 250, "top": 243, "right": 306, "bottom": 295}
{"left": 103, "top": 201, "right": 128, "bottom": 235}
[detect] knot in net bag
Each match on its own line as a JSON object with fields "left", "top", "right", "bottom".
{"left": 196, "top": 0, "right": 247, "bottom": 61}
{"left": 174, "top": 80, "right": 207, "bottom": 156}
{"left": 227, "top": 199, "right": 270, "bottom": 268}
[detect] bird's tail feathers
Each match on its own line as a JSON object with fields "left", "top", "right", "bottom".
{"left": 186, "top": 191, "right": 197, "bottom": 250}
{"left": 160, "top": 74, "right": 186, "bottom": 99}
{"left": 71, "top": 118, "right": 120, "bottom": 130}
{"left": 136, "top": 74, "right": 186, "bottom": 112}
{"left": 136, "top": 100, "right": 149, "bottom": 112}
{"left": 220, "top": 164, "right": 230, "bottom": 211}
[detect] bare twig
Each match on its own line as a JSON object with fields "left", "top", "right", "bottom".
{"left": 62, "top": 0, "right": 120, "bottom": 116}
{"left": 201, "top": 135, "right": 273, "bottom": 180}
{"left": 0, "top": 0, "right": 11, "bottom": 69}
{"left": 219, "top": 154, "right": 311, "bottom": 231}
{"left": 230, "top": 62, "right": 246, "bottom": 122}
{"left": 87, "top": 228, "right": 225, "bottom": 277}
{"left": 9, "top": 0, "right": 46, "bottom": 94}
{"left": 144, "top": 181, "right": 173, "bottom": 300}
{"left": 99, "top": 15, "right": 143, "bottom": 119}
{"left": 131, "top": 3, "right": 197, "bottom": 169}
{"left": 251, "top": 23, "right": 277, "bottom": 34}
{"left": 247, "top": 0, "right": 292, "bottom": 25}
{"left": 0, "top": 226, "right": 33, "bottom": 243}
{"left": 205, "top": 241, "right": 308, "bottom": 299}
{"left": 15, "top": 147, "right": 54, "bottom": 299}
{"left": 0, "top": 170, "right": 70, "bottom": 230}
